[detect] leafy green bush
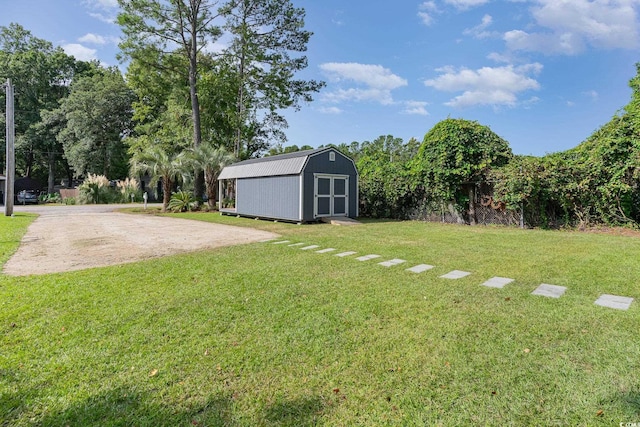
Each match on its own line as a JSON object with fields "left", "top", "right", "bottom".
{"left": 38, "top": 193, "right": 62, "bottom": 204}
{"left": 64, "top": 197, "right": 77, "bottom": 205}
{"left": 168, "top": 190, "right": 197, "bottom": 212}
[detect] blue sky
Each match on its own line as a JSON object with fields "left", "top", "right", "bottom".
{"left": 2, "top": 0, "right": 640, "bottom": 156}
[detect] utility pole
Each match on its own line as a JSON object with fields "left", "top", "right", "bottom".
{"left": 4, "top": 78, "right": 15, "bottom": 216}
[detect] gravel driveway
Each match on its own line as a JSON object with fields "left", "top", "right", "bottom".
{"left": 3, "top": 204, "right": 278, "bottom": 276}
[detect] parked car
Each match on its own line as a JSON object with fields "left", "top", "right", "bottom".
{"left": 16, "top": 189, "right": 38, "bottom": 204}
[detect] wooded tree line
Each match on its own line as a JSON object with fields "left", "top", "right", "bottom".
{"left": 0, "top": 0, "right": 322, "bottom": 196}
{"left": 330, "top": 66, "right": 640, "bottom": 228}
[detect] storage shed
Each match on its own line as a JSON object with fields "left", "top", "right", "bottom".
{"left": 218, "top": 147, "right": 358, "bottom": 222}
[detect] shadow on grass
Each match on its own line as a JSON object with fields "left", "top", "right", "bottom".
{"left": 3, "top": 386, "right": 234, "bottom": 427}
{"left": 2, "top": 385, "right": 329, "bottom": 426}
{"left": 263, "top": 396, "right": 326, "bottom": 426}
{"left": 617, "top": 390, "right": 640, "bottom": 417}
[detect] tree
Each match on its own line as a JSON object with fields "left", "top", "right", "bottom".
{"left": 130, "top": 145, "right": 191, "bottom": 212}
{"left": 34, "top": 108, "right": 69, "bottom": 193}
{"left": 223, "top": 0, "right": 324, "bottom": 158}
{"left": 411, "top": 119, "right": 512, "bottom": 225}
{"left": 189, "top": 143, "right": 235, "bottom": 209}
{"left": 59, "top": 67, "right": 135, "bottom": 178}
{"left": 0, "top": 23, "right": 76, "bottom": 185}
{"left": 118, "top": 0, "right": 225, "bottom": 196}
{"left": 266, "top": 144, "right": 313, "bottom": 156}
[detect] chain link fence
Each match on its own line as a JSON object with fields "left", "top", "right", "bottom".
{"left": 407, "top": 183, "right": 524, "bottom": 227}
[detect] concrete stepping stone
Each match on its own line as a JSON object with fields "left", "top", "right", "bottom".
{"left": 594, "top": 294, "right": 634, "bottom": 310}
{"left": 288, "top": 242, "right": 305, "bottom": 247}
{"left": 481, "top": 277, "right": 515, "bottom": 289}
{"left": 406, "top": 264, "right": 434, "bottom": 273}
{"left": 335, "top": 251, "right": 357, "bottom": 257}
{"left": 356, "top": 254, "right": 381, "bottom": 262}
{"left": 379, "top": 258, "right": 406, "bottom": 267}
{"left": 300, "top": 245, "right": 319, "bottom": 250}
{"left": 316, "top": 248, "right": 336, "bottom": 254}
{"left": 531, "top": 283, "right": 566, "bottom": 298}
{"left": 272, "top": 240, "right": 290, "bottom": 244}
{"left": 440, "top": 270, "right": 471, "bottom": 279}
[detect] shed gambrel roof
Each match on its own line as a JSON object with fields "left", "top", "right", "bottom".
{"left": 219, "top": 147, "right": 338, "bottom": 179}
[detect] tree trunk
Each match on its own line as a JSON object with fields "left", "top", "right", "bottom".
{"left": 235, "top": 11, "right": 247, "bottom": 158}
{"left": 188, "top": 8, "right": 204, "bottom": 199}
{"left": 205, "top": 169, "right": 216, "bottom": 210}
{"left": 47, "top": 150, "right": 55, "bottom": 194}
{"left": 162, "top": 177, "right": 173, "bottom": 213}
{"left": 64, "top": 162, "right": 74, "bottom": 189}
{"left": 25, "top": 147, "right": 34, "bottom": 177}
{"left": 468, "top": 185, "right": 477, "bottom": 226}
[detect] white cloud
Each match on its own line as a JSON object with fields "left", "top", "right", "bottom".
{"left": 505, "top": 29, "right": 585, "bottom": 54}
{"left": 424, "top": 63, "right": 542, "bottom": 108}
{"left": 486, "top": 51, "right": 512, "bottom": 63}
{"left": 463, "top": 14, "right": 496, "bottom": 38}
{"left": 62, "top": 44, "right": 98, "bottom": 61}
{"left": 84, "top": 0, "right": 119, "bottom": 24}
{"left": 320, "top": 62, "right": 408, "bottom": 105}
{"left": 322, "top": 88, "right": 398, "bottom": 105}
{"left": 505, "top": 0, "right": 640, "bottom": 54}
{"left": 418, "top": 1, "right": 439, "bottom": 25}
{"left": 84, "top": 0, "right": 118, "bottom": 10}
{"left": 402, "top": 101, "right": 430, "bottom": 115}
{"left": 318, "top": 106, "right": 343, "bottom": 114}
{"left": 79, "top": 33, "right": 107, "bottom": 45}
{"left": 445, "top": 0, "right": 490, "bottom": 10}
{"left": 88, "top": 11, "right": 115, "bottom": 24}
{"left": 78, "top": 33, "right": 119, "bottom": 46}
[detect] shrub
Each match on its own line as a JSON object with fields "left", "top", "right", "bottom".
{"left": 78, "top": 174, "right": 117, "bottom": 204}
{"left": 168, "top": 190, "right": 198, "bottom": 212}
{"left": 64, "top": 197, "right": 77, "bottom": 205}
{"left": 39, "top": 193, "right": 62, "bottom": 204}
{"left": 117, "top": 177, "right": 142, "bottom": 203}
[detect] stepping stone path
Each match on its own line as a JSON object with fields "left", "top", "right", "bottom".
{"left": 594, "top": 294, "right": 634, "bottom": 310}
{"left": 335, "top": 251, "right": 357, "bottom": 257}
{"left": 379, "top": 258, "right": 406, "bottom": 267}
{"left": 268, "top": 241, "right": 635, "bottom": 311}
{"left": 440, "top": 270, "right": 471, "bottom": 279}
{"left": 481, "top": 277, "right": 515, "bottom": 289}
{"left": 356, "top": 254, "right": 381, "bottom": 262}
{"left": 300, "top": 245, "right": 319, "bottom": 250}
{"left": 316, "top": 248, "right": 336, "bottom": 254}
{"left": 406, "top": 264, "right": 434, "bottom": 273}
{"left": 532, "top": 284, "right": 566, "bottom": 298}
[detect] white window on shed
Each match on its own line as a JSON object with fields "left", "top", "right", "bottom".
{"left": 329, "top": 151, "right": 335, "bottom": 162}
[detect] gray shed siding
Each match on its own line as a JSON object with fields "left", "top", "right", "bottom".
{"left": 301, "top": 150, "right": 358, "bottom": 221}
{"left": 237, "top": 175, "right": 301, "bottom": 221}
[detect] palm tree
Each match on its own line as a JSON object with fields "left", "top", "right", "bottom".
{"left": 130, "top": 146, "right": 191, "bottom": 212}
{"left": 189, "top": 144, "right": 235, "bottom": 210}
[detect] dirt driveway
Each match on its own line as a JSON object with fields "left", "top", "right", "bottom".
{"left": 3, "top": 204, "right": 279, "bottom": 276}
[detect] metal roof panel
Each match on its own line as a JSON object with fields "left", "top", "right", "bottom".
{"left": 218, "top": 156, "right": 308, "bottom": 179}
{"left": 219, "top": 147, "right": 336, "bottom": 179}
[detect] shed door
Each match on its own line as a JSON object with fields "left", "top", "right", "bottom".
{"left": 314, "top": 174, "right": 349, "bottom": 218}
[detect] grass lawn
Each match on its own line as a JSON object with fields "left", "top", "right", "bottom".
{"left": 1, "top": 212, "right": 639, "bottom": 426}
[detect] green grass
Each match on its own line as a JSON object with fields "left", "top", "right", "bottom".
{"left": 1, "top": 212, "right": 639, "bottom": 425}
